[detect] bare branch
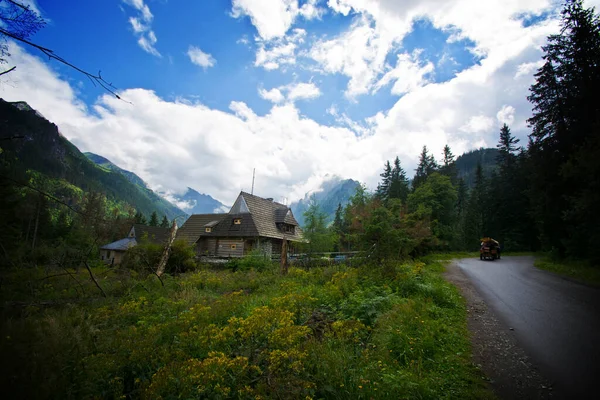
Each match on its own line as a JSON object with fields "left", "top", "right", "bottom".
{"left": 84, "top": 260, "right": 106, "bottom": 298}
{"left": 0, "top": 66, "right": 16, "bottom": 76}
{"left": 0, "top": 27, "right": 131, "bottom": 103}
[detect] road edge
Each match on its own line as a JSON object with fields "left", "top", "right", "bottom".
{"left": 443, "top": 260, "right": 554, "bottom": 400}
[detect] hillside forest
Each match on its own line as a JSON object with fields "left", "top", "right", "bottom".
{"left": 0, "top": 0, "right": 599, "bottom": 398}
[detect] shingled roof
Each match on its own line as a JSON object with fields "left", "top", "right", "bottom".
{"left": 177, "top": 192, "right": 304, "bottom": 243}
{"left": 211, "top": 192, "right": 303, "bottom": 241}
{"left": 132, "top": 224, "right": 170, "bottom": 245}
{"left": 176, "top": 214, "right": 226, "bottom": 245}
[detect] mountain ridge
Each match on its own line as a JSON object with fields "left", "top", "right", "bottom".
{"left": 0, "top": 99, "right": 186, "bottom": 220}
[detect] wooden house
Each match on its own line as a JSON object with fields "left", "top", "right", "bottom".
{"left": 176, "top": 191, "right": 304, "bottom": 257}
{"left": 100, "top": 224, "right": 171, "bottom": 265}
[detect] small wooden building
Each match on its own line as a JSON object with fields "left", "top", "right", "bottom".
{"left": 100, "top": 224, "right": 170, "bottom": 265}
{"left": 177, "top": 191, "right": 304, "bottom": 258}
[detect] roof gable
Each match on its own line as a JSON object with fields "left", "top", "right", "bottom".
{"left": 176, "top": 214, "right": 226, "bottom": 245}
{"left": 235, "top": 192, "right": 303, "bottom": 240}
{"left": 229, "top": 194, "right": 250, "bottom": 214}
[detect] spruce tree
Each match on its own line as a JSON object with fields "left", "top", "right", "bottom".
{"left": 159, "top": 215, "right": 169, "bottom": 228}
{"left": 149, "top": 211, "right": 159, "bottom": 227}
{"left": 389, "top": 157, "right": 409, "bottom": 202}
{"left": 527, "top": 0, "right": 600, "bottom": 258}
{"left": 376, "top": 161, "right": 392, "bottom": 201}
{"left": 439, "top": 144, "right": 457, "bottom": 182}
{"left": 134, "top": 211, "right": 147, "bottom": 225}
{"left": 413, "top": 146, "right": 437, "bottom": 190}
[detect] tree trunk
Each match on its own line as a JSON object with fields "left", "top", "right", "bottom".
{"left": 156, "top": 221, "right": 178, "bottom": 276}
{"left": 31, "top": 200, "right": 40, "bottom": 251}
{"left": 280, "top": 238, "right": 288, "bottom": 275}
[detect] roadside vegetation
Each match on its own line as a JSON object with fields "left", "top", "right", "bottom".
{"left": 535, "top": 256, "right": 600, "bottom": 287}
{"left": 0, "top": 258, "right": 492, "bottom": 399}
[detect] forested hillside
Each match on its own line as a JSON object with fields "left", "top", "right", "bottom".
{"left": 455, "top": 148, "right": 499, "bottom": 187}
{"left": 302, "top": 0, "right": 600, "bottom": 261}
{"left": 0, "top": 100, "right": 185, "bottom": 220}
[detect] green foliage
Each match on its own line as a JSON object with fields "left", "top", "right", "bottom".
{"left": 534, "top": 255, "right": 600, "bottom": 287}
{"left": 0, "top": 259, "right": 491, "bottom": 399}
{"left": 527, "top": 0, "right": 600, "bottom": 260}
{"left": 408, "top": 173, "right": 457, "bottom": 247}
{"left": 159, "top": 215, "right": 169, "bottom": 228}
{"left": 301, "top": 196, "right": 337, "bottom": 253}
{"left": 412, "top": 146, "right": 438, "bottom": 190}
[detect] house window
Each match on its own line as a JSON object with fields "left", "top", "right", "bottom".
{"left": 230, "top": 244, "right": 237, "bottom": 250}
{"left": 233, "top": 218, "right": 242, "bottom": 225}
{"left": 205, "top": 227, "right": 212, "bottom": 233}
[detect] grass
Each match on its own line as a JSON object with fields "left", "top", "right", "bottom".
{"left": 534, "top": 256, "right": 600, "bottom": 287}
{"left": 0, "top": 260, "right": 493, "bottom": 399}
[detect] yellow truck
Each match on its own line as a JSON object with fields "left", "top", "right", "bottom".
{"left": 480, "top": 237, "right": 500, "bottom": 260}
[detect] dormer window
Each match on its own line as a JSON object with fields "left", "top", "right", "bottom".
{"left": 278, "top": 223, "right": 295, "bottom": 234}
{"left": 233, "top": 218, "right": 242, "bottom": 225}
{"left": 205, "top": 227, "right": 212, "bottom": 233}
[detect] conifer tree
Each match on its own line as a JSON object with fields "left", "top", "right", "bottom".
{"left": 389, "top": 156, "right": 410, "bottom": 202}
{"left": 439, "top": 144, "right": 457, "bottom": 182}
{"left": 149, "top": 211, "right": 159, "bottom": 227}
{"left": 159, "top": 215, "right": 169, "bottom": 228}
{"left": 134, "top": 211, "right": 147, "bottom": 225}
{"left": 527, "top": 0, "right": 600, "bottom": 258}
{"left": 375, "top": 161, "right": 392, "bottom": 201}
{"left": 413, "top": 146, "right": 437, "bottom": 190}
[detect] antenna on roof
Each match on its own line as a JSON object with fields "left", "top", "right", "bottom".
{"left": 251, "top": 168, "right": 255, "bottom": 195}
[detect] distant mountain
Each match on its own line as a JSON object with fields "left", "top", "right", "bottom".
{"left": 169, "top": 187, "right": 228, "bottom": 214}
{"left": 455, "top": 148, "right": 499, "bottom": 187}
{"left": 291, "top": 177, "right": 360, "bottom": 227}
{"left": 0, "top": 99, "right": 186, "bottom": 220}
{"left": 84, "top": 152, "right": 147, "bottom": 188}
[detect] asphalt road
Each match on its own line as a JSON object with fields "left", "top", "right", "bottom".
{"left": 455, "top": 256, "right": 600, "bottom": 399}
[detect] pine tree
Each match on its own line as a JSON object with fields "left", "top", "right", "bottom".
{"left": 497, "top": 124, "right": 520, "bottom": 172}
{"left": 375, "top": 161, "right": 392, "bottom": 201}
{"left": 413, "top": 146, "right": 438, "bottom": 190}
{"left": 159, "top": 215, "right": 169, "bottom": 228}
{"left": 149, "top": 211, "right": 159, "bottom": 227}
{"left": 526, "top": 0, "right": 600, "bottom": 258}
{"left": 439, "top": 144, "right": 457, "bottom": 182}
{"left": 389, "top": 157, "right": 409, "bottom": 202}
{"left": 134, "top": 211, "right": 147, "bottom": 225}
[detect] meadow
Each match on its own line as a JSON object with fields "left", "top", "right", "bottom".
{"left": 0, "top": 257, "right": 491, "bottom": 399}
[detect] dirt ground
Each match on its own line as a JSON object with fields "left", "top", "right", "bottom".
{"left": 444, "top": 261, "right": 554, "bottom": 400}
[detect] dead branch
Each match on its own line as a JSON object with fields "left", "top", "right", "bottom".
{"left": 83, "top": 260, "right": 106, "bottom": 298}
{"left": 0, "top": 27, "right": 130, "bottom": 103}
{"left": 0, "top": 66, "right": 16, "bottom": 76}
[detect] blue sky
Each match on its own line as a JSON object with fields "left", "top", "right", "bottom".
{"left": 1, "top": 0, "right": 581, "bottom": 205}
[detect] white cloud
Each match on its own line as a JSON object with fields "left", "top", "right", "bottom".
{"left": 460, "top": 115, "right": 494, "bottom": 133}
{"left": 287, "top": 82, "right": 321, "bottom": 101}
{"left": 310, "top": 0, "right": 557, "bottom": 96}
{"left": 187, "top": 46, "right": 216, "bottom": 69}
{"left": 122, "top": 0, "right": 161, "bottom": 57}
{"left": 259, "top": 81, "right": 321, "bottom": 103}
{"left": 2, "top": 44, "right": 371, "bottom": 205}
{"left": 258, "top": 87, "right": 285, "bottom": 103}
{"left": 497, "top": 105, "right": 516, "bottom": 126}
{"left": 514, "top": 60, "right": 544, "bottom": 78}
{"left": 375, "top": 50, "right": 434, "bottom": 95}
{"left": 255, "top": 28, "right": 306, "bottom": 70}
{"left": 231, "top": 0, "right": 323, "bottom": 41}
